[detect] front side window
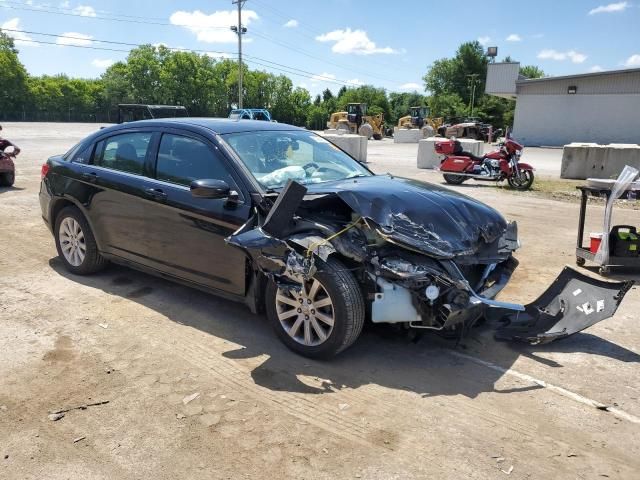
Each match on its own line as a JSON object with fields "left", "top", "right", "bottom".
{"left": 94, "top": 132, "right": 152, "bottom": 175}
{"left": 222, "top": 130, "right": 371, "bottom": 189}
{"left": 155, "top": 134, "right": 235, "bottom": 187}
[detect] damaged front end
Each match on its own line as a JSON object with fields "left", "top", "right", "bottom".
{"left": 227, "top": 177, "right": 633, "bottom": 345}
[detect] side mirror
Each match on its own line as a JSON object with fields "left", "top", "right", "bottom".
{"left": 190, "top": 179, "right": 231, "bottom": 199}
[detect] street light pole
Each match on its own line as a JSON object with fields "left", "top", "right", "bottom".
{"left": 231, "top": 0, "right": 247, "bottom": 109}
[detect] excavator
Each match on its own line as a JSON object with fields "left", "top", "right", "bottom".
{"left": 327, "top": 103, "right": 384, "bottom": 140}
{"left": 397, "top": 106, "right": 443, "bottom": 138}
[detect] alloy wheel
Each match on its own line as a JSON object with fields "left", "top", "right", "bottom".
{"left": 275, "top": 278, "right": 335, "bottom": 346}
{"left": 58, "top": 217, "right": 86, "bottom": 267}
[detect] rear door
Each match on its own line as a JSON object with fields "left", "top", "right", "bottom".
{"left": 143, "top": 130, "right": 251, "bottom": 295}
{"left": 84, "top": 130, "right": 159, "bottom": 264}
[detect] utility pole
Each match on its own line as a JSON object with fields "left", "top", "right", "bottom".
{"left": 466, "top": 74, "right": 480, "bottom": 117}
{"left": 231, "top": 0, "right": 247, "bottom": 109}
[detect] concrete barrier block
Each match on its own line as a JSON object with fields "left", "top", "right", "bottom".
{"left": 561, "top": 143, "right": 640, "bottom": 179}
{"left": 394, "top": 128, "right": 423, "bottom": 144}
{"left": 417, "top": 138, "right": 484, "bottom": 169}
{"left": 321, "top": 133, "right": 368, "bottom": 163}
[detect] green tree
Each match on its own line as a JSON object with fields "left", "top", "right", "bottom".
{"left": 388, "top": 91, "right": 426, "bottom": 126}
{"left": 423, "top": 41, "right": 487, "bottom": 105}
{"left": 520, "top": 65, "right": 545, "bottom": 79}
{"left": 0, "top": 31, "right": 29, "bottom": 119}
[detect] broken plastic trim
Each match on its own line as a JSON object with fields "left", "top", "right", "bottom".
{"left": 492, "top": 267, "right": 634, "bottom": 345}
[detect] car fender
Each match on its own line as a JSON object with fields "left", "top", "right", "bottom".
{"left": 50, "top": 194, "right": 106, "bottom": 252}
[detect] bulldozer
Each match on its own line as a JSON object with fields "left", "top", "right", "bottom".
{"left": 397, "top": 106, "right": 444, "bottom": 138}
{"left": 327, "top": 103, "right": 384, "bottom": 140}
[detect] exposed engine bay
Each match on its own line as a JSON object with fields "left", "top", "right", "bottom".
{"left": 227, "top": 176, "right": 632, "bottom": 344}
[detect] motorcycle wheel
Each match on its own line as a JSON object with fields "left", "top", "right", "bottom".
{"left": 0, "top": 172, "right": 15, "bottom": 187}
{"left": 443, "top": 173, "right": 466, "bottom": 185}
{"left": 507, "top": 170, "right": 534, "bottom": 190}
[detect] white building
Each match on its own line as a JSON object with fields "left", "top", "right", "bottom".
{"left": 486, "top": 62, "right": 640, "bottom": 146}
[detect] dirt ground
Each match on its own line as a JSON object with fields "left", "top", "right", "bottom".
{"left": 1, "top": 123, "right": 639, "bottom": 479}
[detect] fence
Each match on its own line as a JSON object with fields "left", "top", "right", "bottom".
{"left": 0, "top": 109, "right": 120, "bottom": 123}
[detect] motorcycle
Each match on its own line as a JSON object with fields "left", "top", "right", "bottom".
{"left": 0, "top": 144, "right": 19, "bottom": 187}
{"left": 435, "top": 136, "right": 535, "bottom": 191}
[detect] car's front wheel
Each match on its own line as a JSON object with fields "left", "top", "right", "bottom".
{"left": 265, "top": 257, "right": 365, "bottom": 358}
{"left": 54, "top": 206, "right": 108, "bottom": 275}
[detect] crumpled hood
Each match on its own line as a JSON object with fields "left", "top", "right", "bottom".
{"left": 305, "top": 175, "right": 508, "bottom": 258}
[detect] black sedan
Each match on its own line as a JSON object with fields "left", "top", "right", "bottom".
{"left": 40, "top": 118, "right": 629, "bottom": 357}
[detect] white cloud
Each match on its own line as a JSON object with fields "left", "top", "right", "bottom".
{"left": 283, "top": 19, "right": 298, "bottom": 28}
{"left": 399, "top": 82, "right": 422, "bottom": 91}
{"left": 624, "top": 54, "right": 640, "bottom": 67}
{"left": 1, "top": 18, "right": 38, "bottom": 47}
{"left": 311, "top": 72, "right": 336, "bottom": 81}
{"left": 170, "top": 9, "right": 258, "bottom": 43}
{"left": 72, "top": 5, "right": 97, "bottom": 17}
{"left": 92, "top": 58, "right": 114, "bottom": 69}
{"left": 589, "top": 65, "right": 605, "bottom": 72}
{"left": 316, "top": 28, "right": 398, "bottom": 55}
{"left": 59, "top": 1, "right": 71, "bottom": 7}
{"left": 205, "top": 51, "right": 234, "bottom": 59}
{"left": 506, "top": 34, "right": 522, "bottom": 42}
{"left": 346, "top": 78, "right": 364, "bottom": 86}
{"left": 56, "top": 32, "right": 93, "bottom": 46}
{"left": 589, "top": 1, "right": 629, "bottom": 14}
{"left": 477, "top": 36, "right": 491, "bottom": 46}
{"left": 537, "top": 49, "right": 587, "bottom": 63}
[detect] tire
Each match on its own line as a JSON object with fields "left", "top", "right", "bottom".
{"left": 358, "top": 123, "right": 373, "bottom": 140}
{"left": 54, "top": 206, "right": 108, "bottom": 275}
{"left": 443, "top": 173, "right": 466, "bottom": 185}
{"left": 576, "top": 257, "right": 586, "bottom": 267}
{"left": 265, "top": 256, "right": 365, "bottom": 359}
{"left": 336, "top": 123, "right": 350, "bottom": 134}
{"left": 0, "top": 172, "right": 14, "bottom": 187}
{"left": 507, "top": 170, "right": 534, "bottom": 191}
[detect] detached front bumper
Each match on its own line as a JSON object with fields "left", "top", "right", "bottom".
{"left": 491, "top": 267, "right": 633, "bottom": 344}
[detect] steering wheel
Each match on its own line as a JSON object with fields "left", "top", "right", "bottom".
{"left": 302, "top": 162, "right": 320, "bottom": 176}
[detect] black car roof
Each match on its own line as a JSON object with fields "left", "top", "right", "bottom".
{"left": 102, "top": 117, "right": 304, "bottom": 135}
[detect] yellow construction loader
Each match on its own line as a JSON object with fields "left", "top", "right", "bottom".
{"left": 397, "top": 106, "right": 443, "bottom": 137}
{"left": 327, "top": 103, "right": 384, "bottom": 140}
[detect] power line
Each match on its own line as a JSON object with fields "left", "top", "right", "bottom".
{"left": 0, "top": 1, "right": 228, "bottom": 28}
{"left": 1, "top": 0, "right": 401, "bottom": 85}
{"left": 2, "top": 29, "right": 358, "bottom": 86}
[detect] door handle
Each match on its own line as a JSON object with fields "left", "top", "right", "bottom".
{"left": 81, "top": 172, "right": 98, "bottom": 183}
{"left": 144, "top": 187, "right": 168, "bottom": 201}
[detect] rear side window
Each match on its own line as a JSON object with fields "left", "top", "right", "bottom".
{"left": 94, "top": 132, "right": 152, "bottom": 175}
{"left": 155, "top": 134, "right": 235, "bottom": 187}
{"left": 72, "top": 144, "right": 94, "bottom": 164}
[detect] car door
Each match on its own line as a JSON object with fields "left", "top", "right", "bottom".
{"left": 142, "top": 130, "right": 251, "bottom": 296}
{"left": 82, "top": 129, "right": 160, "bottom": 264}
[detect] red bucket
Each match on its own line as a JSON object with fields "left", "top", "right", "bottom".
{"left": 590, "top": 233, "right": 603, "bottom": 254}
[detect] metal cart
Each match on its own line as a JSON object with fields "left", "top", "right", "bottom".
{"left": 575, "top": 185, "right": 640, "bottom": 276}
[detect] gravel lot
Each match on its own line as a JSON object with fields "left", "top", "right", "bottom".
{"left": 1, "top": 123, "right": 639, "bottom": 479}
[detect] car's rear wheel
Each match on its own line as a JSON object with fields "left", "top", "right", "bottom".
{"left": 54, "top": 206, "right": 108, "bottom": 275}
{"left": 265, "top": 257, "right": 365, "bottom": 358}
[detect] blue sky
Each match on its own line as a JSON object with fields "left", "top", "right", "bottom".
{"left": 1, "top": 0, "right": 639, "bottom": 96}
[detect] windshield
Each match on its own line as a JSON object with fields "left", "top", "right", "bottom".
{"left": 222, "top": 130, "right": 371, "bottom": 189}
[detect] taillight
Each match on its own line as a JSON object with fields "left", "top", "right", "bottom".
{"left": 41, "top": 163, "right": 50, "bottom": 180}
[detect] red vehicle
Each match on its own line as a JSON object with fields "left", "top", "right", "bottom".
{"left": 0, "top": 144, "right": 18, "bottom": 187}
{"left": 435, "top": 137, "right": 534, "bottom": 190}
